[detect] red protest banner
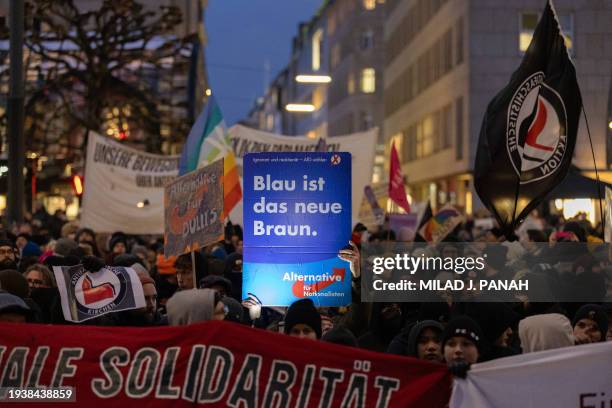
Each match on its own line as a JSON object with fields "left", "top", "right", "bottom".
{"left": 0, "top": 321, "right": 451, "bottom": 407}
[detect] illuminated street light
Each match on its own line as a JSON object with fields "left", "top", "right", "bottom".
{"left": 136, "top": 199, "right": 150, "bottom": 208}
{"left": 285, "top": 103, "right": 315, "bottom": 112}
{"left": 295, "top": 75, "right": 332, "bottom": 83}
{"left": 72, "top": 175, "right": 83, "bottom": 196}
{"left": 608, "top": 120, "right": 612, "bottom": 129}
{"left": 205, "top": 88, "right": 212, "bottom": 96}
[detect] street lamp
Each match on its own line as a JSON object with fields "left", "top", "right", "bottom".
{"left": 295, "top": 75, "right": 332, "bottom": 84}
{"left": 285, "top": 103, "right": 315, "bottom": 112}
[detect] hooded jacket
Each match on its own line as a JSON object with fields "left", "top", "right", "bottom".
{"left": 403, "top": 320, "right": 444, "bottom": 357}
{"left": 167, "top": 288, "right": 217, "bottom": 326}
{"left": 518, "top": 313, "right": 574, "bottom": 353}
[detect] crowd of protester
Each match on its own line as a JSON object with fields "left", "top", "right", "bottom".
{"left": 0, "top": 206, "right": 610, "bottom": 378}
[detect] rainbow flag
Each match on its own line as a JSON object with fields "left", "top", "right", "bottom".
{"left": 418, "top": 204, "right": 464, "bottom": 243}
{"left": 179, "top": 95, "right": 241, "bottom": 218}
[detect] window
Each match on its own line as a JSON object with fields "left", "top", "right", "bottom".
{"left": 331, "top": 43, "right": 341, "bottom": 68}
{"left": 312, "top": 29, "right": 323, "bottom": 71}
{"left": 347, "top": 72, "right": 355, "bottom": 94}
{"left": 312, "top": 87, "right": 324, "bottom": 110}
{"left": 455, "top": 97, "right": 463, "bottom": 160}
{"left": 360, "top": 30, "right": 374, "bottom": 50}
{"left": 519, "top": 12, "right": 539, "bottom": 52}
{"left": 266, "top": 114, "right": 274, "bottom": 131}
{"left": 442, "top": 104, "right": 452, "bottom": 149}
{"left": 520, "top": 12, "right": 574, "bottom": 53}
{"left": 360, "top": 68, "right": 376, "bottom": 93}
{"left": 363, "top": 0, "right": 376, "bottom": 10}
{"left": 422, "top": 115, "right": 434, "bottom": 156}
{"left": 328, "top": 13, "right": 336, "bottom": 36}
{"left": 443, "top": 30, "right": 453, "bottom": 72}
{"left": 455, "top": 18, "right": 464, "bottom": 65}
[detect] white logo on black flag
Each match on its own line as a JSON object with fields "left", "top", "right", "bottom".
{"left": 474, "top": 0, "right": 581, "bottom": 236}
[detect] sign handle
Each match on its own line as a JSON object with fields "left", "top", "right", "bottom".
{"left": 190, "top": 248, "right": 197, "bottom": 289}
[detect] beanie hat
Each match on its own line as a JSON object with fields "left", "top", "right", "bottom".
{"left": 0, "top": 291, "right": 31, "bottom": 315}
{"left": 113, "top": 254, "right": 144, "bottom": 268}
{"left": 465, "top": 302, "right": 519, "bottom": 344}
{"left": 572, "top": 304, "right": 608, "bottom": 341}
{"left": 131, "top": 263, "right": 150, "bottom": 279}
{"left": 43, "top": 255, "right": 80, "bottom": 268}
{"left": 322, "top": 327, "right": 358, "bottom": 347}
{"left": 211, "top": 245, "right": 228, "bottom": 260}
{"left": 442, "top": 316, "right": 484, "bottom": 353}
{"left": 284, "top": 299, "right": 322, "bottom": 339}
{"left": 109, "top": 233, "right": 128, "bottom": 252}
{"left": 156, "top": 255, "right": 177, "bottom": 275}
{"left": 353, "top": 223, "right": 368, "bottom": 233}
{"left": 139, "top": 275, "right": 155, "bottom": 286}
{"left": 75, "top": 228, "right": 96, "bottom": 243}
{"left": 200, "top": 275, "right": 233, "bottom": 294}
{"left": 0, "top": 269, "right": 29, "bottom": 299}
{"left": 222, "top": 297, "right": 244, "bottom": 323}
{"left": 0, "top": 239, "right": 17, "bottom": 251}
{"left": 54, "top": 238, "right": 78, "bottom": 257}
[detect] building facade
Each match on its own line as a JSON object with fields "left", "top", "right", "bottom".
{"left": 246, "top": 0, "right": 387, "bottom": 192}
{"left": 384, "top": 0, "right": 612, "bottom": 215}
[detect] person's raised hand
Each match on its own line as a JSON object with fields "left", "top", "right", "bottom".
{"left": 338, "top": 241, "right": 361, "bottom": 279}
{"left": 242, "top": 292, "right": 262, "bottom": 320}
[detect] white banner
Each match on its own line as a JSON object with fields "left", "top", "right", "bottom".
{"left": 81, "top": 133, "right": 179, "bottom": 234}
{"left": 228, "top": 125, "right": 378, "bottom": 225}
{"left": 450, "top": 342, "right": 612, "bottom": 408}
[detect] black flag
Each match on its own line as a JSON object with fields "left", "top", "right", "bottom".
{"left": 474, "top": 0, "right": 581, "bottom": 236}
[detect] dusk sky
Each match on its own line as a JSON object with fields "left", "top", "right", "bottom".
{"left": 205, "top": 0, "right": 322, "bottom": 126}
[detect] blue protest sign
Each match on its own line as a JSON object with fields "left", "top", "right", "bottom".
{"left": 243, "top": 152, "right": 352, "bottom": 306}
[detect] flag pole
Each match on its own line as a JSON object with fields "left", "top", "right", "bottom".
{"left": 581, "top": 107, "right": 604, "bottom": 238}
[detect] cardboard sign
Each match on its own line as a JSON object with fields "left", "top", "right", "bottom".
{"left": 388, "top": 213, "right": 418, "bottom": 241}
{"left": 243, "top": 152, "right": 352, "bottom": 306}
{"left": 364, "top": 185, "right": 385, "bottom": 225}
{"left": 53, "top": 265, "right": 145, "bottom": 322}
{"left": 164, "top": 160, "right": 224, "bottom": 257}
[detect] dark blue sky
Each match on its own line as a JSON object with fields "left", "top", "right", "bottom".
{"left": 205, "top": 0, "right": 322, "bottom": 126}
